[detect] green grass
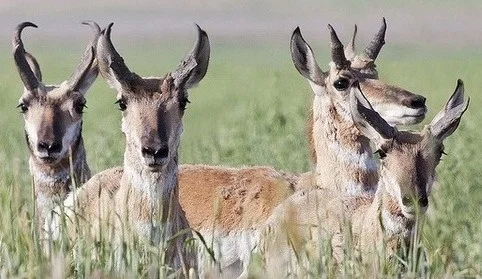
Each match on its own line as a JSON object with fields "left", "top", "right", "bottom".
{"left": 0, "top": 42, "right": 481, "bottom": 277}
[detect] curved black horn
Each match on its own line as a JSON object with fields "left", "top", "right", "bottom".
{"left": 344, "top": 24, "right": 357, "bottom": 60}
{"left": 363, "top": 17, "right": 386, "bottom": 60}
{"left": 12, "top": 22, "right": 39, "bottom": 91}
{"left": 97, "top": 22, "right": 142, "bottom": 90}
{"left": 66, "top": 20, "right": 101, "bottom": 92}
{"left": 327, "top": 24, "right": 349, "bottom": 69}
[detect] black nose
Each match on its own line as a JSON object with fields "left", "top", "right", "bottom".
{"left": 142, "top": 145, "right": 169, "bottom": 160}
{"left": 38, "top": 141, "right": 62, "bottom": 154}
{"left": 402, "top": 197, "right": 413, "bottom": 206}
{"left": 403, "top": 95, "right": 426, "bottom": 109}
{"left": 402, "top": 196, "right": 428, "bottom": 208}
{"left": 419, "top": 197, "right": 428, "bottom": 207}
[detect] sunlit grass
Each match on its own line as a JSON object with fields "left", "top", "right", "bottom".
{"left": 0, "top": 42, "right": 480, "bottom": 277}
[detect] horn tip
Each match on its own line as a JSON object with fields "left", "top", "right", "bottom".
{"left": 327, "top": 24, "right": 334, "bottom": 31}
{"left": 456, "top": 79, "right": 463, "bottom": 87}
{"left": 16, "top": 22, "right": 38, "bottom": 31}
{"left": 293, "top": 26, "right": 301, "bottom": 35}
{"left": 82, "top": 20, "right": 101, "bottom": 34}
{"left": 105, "top": 22, "right": 114, "bottom": 37}
{"left": 194, "top": 23, "right": 207, "bottom": 37}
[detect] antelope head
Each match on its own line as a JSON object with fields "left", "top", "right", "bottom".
{"left": 350, "top": 80, "right": 469, "bottom": 219}
{"left": 291, "top": 19, "right": 427, "bottom": 126}
{"left": 14, "top": 21, "right": 100, "bottom": 165}
{"left": 97, "top": 23, "right": 209, "bottom": 171}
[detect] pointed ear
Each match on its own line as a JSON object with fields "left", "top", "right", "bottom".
{"left": 172, "top": 24, "right": 210, "bottom": 90}
{"left": 66, "top": 47, "right": 96, "bottom": 95}
{"left": 430, "top": 79, "right": 469, "bottom": 141}
{"left": 290, "top": 27, "right": 325, "bottom": 86}
{"left": 97, "top": 23, "right": 144, "bottom": 93}
{"left": 350, "top": 81, "right": 395, "bottom": 145}
{"left": 66, "top": 21, "right": 102, "bottom": 95}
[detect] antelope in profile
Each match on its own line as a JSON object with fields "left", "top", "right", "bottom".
{"left": 296, "top": 18, "right": 427, "bottom": 195}
{"left": 54, "top": 23, "right": 209, "bottom": 276}
{"left": 177, "top": 19, "right": 427, "bottom": 276}
{"left": 13, "top": 21, "right": 100, "bottom": 234}
{"left": 262, "top": 80, "right": 469, "bottom": 277}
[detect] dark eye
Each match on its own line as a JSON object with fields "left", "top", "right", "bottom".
{"left": 74, "top": 102, "right": 87, "bottom": 114}
{"left": 16, "top": 103, "right": 28, "bottom": 113}
{"left": 375, "top": 149, "right": 387, "bottom": 159}
{"left": 333, "top": 78, "right": 350, "bottom": 91}
{"left": 115, "top": 99, "right": 127, "bottom": 111}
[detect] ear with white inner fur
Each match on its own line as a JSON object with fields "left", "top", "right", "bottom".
{"left": 66, "top": 21, "right": 101, "bottom": 96}
{"left": 350, "top": 81, "right": 396, "bottom": 146}
{"left": 430, "top": 79, "right": 469, "bottom": 141}
{"left": 96, "top": 22, "right": 144, "bottom": 93}
{"left": 290, "top": 27, "right": 326, "bottom": 86}
{"left": 172, "top": 24, "right": 210, "bottom": 90}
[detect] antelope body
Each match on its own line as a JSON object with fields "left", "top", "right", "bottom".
{"left": 13, "top": 21, "right": 100, "bottom": 234}
{"left": 177, "top": 19, "right": 427, "bottom": 276}
{"left": 262, "top": 80, "right": 468, "bottom": 277}
{"left": 54, "top": 23, "right": 210, "bottom": 276}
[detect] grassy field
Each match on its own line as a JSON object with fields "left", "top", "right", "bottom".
{"left": 0, "top": 41, "right": 481, "bottom": 277}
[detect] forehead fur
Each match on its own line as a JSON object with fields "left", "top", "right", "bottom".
{"left": 350, "top": 56, "right": 377, "bottom": 72}
{"left": 21, "top": 84, "right": 85, "bottom": 105}
{"left": 385, "top": 131, "right": 441, "bottom": 166}
{"left": 118, "top": 76, "right": 179, "bottom": 105}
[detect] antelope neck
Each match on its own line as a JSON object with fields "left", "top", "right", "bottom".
{"left": 311, "top": 95, "right": 378, "bottom": 195}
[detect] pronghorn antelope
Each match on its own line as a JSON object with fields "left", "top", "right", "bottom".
{"left": 262, "top": 80, "right": 469, "bottom": 277}
{"left": 177, "top": 20, "right": 427, "bottom": 276}
{"left": 55, "top": 23, "right": 210, "bottom": 275}
{"left": 13, "top": 21, "right": 100, "bottom": 234}
{"left": 297, "top": 18, "right": 427, "bottom": 195}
